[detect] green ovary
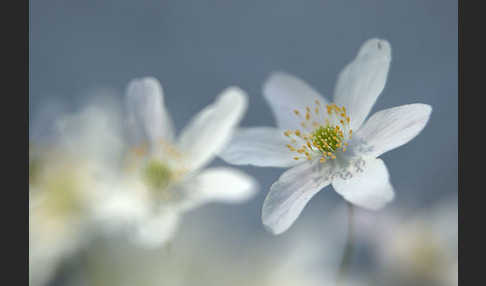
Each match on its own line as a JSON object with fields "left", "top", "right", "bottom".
{"left": 144, "top": 160, "right": 172, "bottom": 190}
{"left": 311, "top": 125, "right": 344, "bottom": 154}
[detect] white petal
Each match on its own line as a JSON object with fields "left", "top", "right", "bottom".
{"left": 355, "top": 104, "right": 432, "bottom": 157}
{"left": 263, "top": 72, "right": 330, "bottom": 131}
{"left": 177, "top": 87, "right": 248, "bottom": 171}
{"left": 262, "top": 160, "right": 331, "bottom": 235}
{"left": 219, "top": 127, "right": 301, "bottom": 168}
{"left": 93, "top": 188, "right": 149, "bottom": 233}
{"left": 178, "top": 167, "right": 258, "bottom": 211}
{"left": 132, "top": 209, "right": 180, "bottom": 248}
{"left": 126, "top": 77, "right": 175, "bottom": 145}
{"left": 332, "top": 158, "right": 394, "bottom": 210}
{"left": 334, "top": 39, "right": 392, "bottom": 130}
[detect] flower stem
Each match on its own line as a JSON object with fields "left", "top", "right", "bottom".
{"left": 337, "top": 202, "right": 355, "bottom": 285}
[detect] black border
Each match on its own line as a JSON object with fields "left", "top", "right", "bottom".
{"left": 11, "top": 0, "right": 29, "bottom": 284}
{"left": 458, "top": 0, "right": 462, "bottom": 284}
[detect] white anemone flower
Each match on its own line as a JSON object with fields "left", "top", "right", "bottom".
{"left": 354, "top": 196, "right": 457, "bottom": 286}
{"left": 220, "top": 38, "right": 432, "bottom": 234}
{"left": 29, "top": 106, "right": 123, "bottom": 286}
{"left": 67, "top": 202, "right": 367, "bottom": 286}
{"left": 101, "top": 77, "right": 257, "bottom": 248}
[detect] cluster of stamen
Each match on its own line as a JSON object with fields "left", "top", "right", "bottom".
{"left": 284, "top": 100, "right": 352, "bottom": 163}
{"left": 129, "top": 139, "right": 188, "bottom": 194}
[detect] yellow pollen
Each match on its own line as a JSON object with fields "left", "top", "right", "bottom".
{"left": 286, "top": 103, "right": 352, "bottom": 163}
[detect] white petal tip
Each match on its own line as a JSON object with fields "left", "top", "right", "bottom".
{"left": 220, "top": 86, "right": 247, "bottom": 99}
{"left": 126, "top": 77, "right": 165, "bottom": 107}
{"left": 191, "top": 168, "right": 258, "bottom": 206}
{"left": 262, "top": 221, "right": 285, "bottom": 235}
{"left": 127, "top": 77, "right": 163, "bottom": 92}
{"left": 401, "top": 103, "right": 433, "bottom": 124}
{"left": 265, "top": 71, "right": 292, "bottom": 81}
{"left": 218, "top": 86, "right": 249, "bottom": 112}
{"left": 261, "top": 204, "right": 285, "bottom": 235}
{"left": 353, "top": 187, "right": 395, "bottom": 211}
{"left": 132, "top": 212, "right": 179, "bottom": 249}
{"left": 260, "top": 192, "right": 297, "bottom": 236}
{"left": 364, "top": 196, "right": 394, "bottom": 211}
{"left": 261, "top": 210, "right": 289, "bottom": 235}
{"left": 333, "top": 158, "right": 396, "bottom": 211}
{"left": 417, "top": 103, "right": 433, "bottom": 123}
{"left": 263, "top": 71, "right": 293, "bottom": 94}
{"left": 358, "top": 38, "right": 392, "bottom": 60}
{"left": 421, "top": 103, "right": 433, "bottom": 114}
{"left": 218, "top": 172, "right": 259, "bottom": 203}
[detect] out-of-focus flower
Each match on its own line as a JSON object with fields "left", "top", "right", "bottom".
{"left": 356, "top": 196, "right": 457, "bottom": 286}
{"left": 65, "top": 202, "right": 368, "bottom": 286}
{"left": 98, "top": 77, "right": 257, "bottom": 248}
{"left": 29, "top": 105, "right": 123, "bottom": 286}
{"left": 220, "top": 38, "right": 432, "bottom": 234}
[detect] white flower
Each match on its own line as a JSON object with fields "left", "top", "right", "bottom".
{"left": 219, "top": 38, "right": 432, "bottom": 234}
{"left": 102, "top": 77, "right": 258, "bottom": 248}
{"left": 354, "top": 196, "right": 457, "bottom": 286}
{"left": 29, "top": 105, "right": 123, "bottom": 286}
{"left": 66, "top": 201, "right": 367, "bottom": 286}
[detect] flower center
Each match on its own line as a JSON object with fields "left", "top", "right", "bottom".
{"left": 129, "top": 140, "right": 188, "bottom": 201}
{"left": 284, "top": 101, "right": 352, "bottom": 163}
{"left": 143, "top": 160, "right": 173, "bottom": 190}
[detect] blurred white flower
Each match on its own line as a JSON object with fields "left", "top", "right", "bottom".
{"left": 220, "top": 38, "right": 432, "bottom": 234}
{"left": 66, "top": 202, "right": 368, "bottom": 286}
{"left": 29, "top": 105, "right": 123, "bottom": 286}
{"left": 99, "top": 77, "right": 257, "bottom": 248}
{"left": 354, "top": 196, "right": 457, "bottom": 286}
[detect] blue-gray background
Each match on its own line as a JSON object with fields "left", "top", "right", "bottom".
{"left": 30, "top": 0, "right": 457, "bottom": 282}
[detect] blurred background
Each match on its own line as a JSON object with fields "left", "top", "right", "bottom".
{"left": 29, "top": 0, "right": 457, "bottom": 285}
